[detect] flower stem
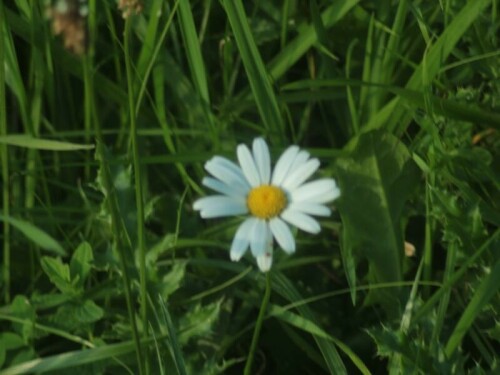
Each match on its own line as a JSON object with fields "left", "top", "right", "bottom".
{"left": 243, "top": 271, "right": 272, "bottom": 375}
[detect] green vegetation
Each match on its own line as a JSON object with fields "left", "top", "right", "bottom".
{"left": 1, "top": 0, "right": 499, "bottom": 373}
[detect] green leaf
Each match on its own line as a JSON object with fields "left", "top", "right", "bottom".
{"left": 0, "top": 333, "right": 25, "bottom": 368}
{"left": 53, "top": 300, "right": 104, "bottom": 329}
{"left": 158, "top": 261, "right": 187, "bottom": 299}
{"left": 178, "top": 300, "right": 222, "bottom": 345}
{"left": 0, "top": 214, "right": 65, "bottom": 255}
{"left": 0, "top": 333, "right": 24, "bottom": 351}
{"left": 0, "top": 135, "right": 94, "bottom": 150}
{"left": 335, "top": 130, "right": 419, "bottom": 308}
{"left": 70, "top": 242, "right": 93, "bottom": 289}
{"left": 7, "top": 296, "right": 36, "bottom": 342}
{"left": 40, "top": 257, "right": 75, "bottom": 295}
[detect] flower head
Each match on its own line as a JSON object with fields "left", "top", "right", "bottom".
{"left": 194, "top": 138, "right": 340, "bottom": 272}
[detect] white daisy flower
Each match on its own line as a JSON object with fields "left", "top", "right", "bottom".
{"left": 193, "top": 138, "right": 340, "bottom": 272}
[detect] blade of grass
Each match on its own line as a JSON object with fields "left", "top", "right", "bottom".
{"left": 158, "top": 297, "right": 187, "bottom": 375}
{"left": 268, "top": 0, "right": 360, "bottom": 81}
{"left": 413, "top": 228, "right": 500, "bottom": 325}
{"left": 222, "top": 0, "right": 283, "bottom": 139}
{"left": 0, "top": 214, "right": 65, "bottom": 256}
{"left": 0, "top": 1, "right": 11, "bottom": 304}
{"left": 269, "top": 305, "right": 371, "bottom": 375}
{"left": 95, "top": 141, "right": 145, "bottom": 374}
{"left": 0, "top": 337, "right": 162, "bottom": 375}
{"left": 177, "top": 1, "right": 210, "bottom": 106}
{"left": 430, "top": 240, "right": 457, "bottom": 352}
{"left": 365, "top": 0, "right": 492, "bottom": 133}
{"left": 0, "top": 135, "right": 94, "bottom": 150}
{"left": 123, "top": 17, "right": 148, "bottom": 375}
{"left": 272, "top": 272, "right": 347, "bottom": 374}
{"left": 444, "top": 259, "right": 500, "bottom": 357}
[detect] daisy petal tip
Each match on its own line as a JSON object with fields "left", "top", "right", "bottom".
{"left": 257, "top": 253, "right": 273, "bottom": 272}
{"left": 193, "top": 200, "right": 202, "bottom": 211}
{"left": 230, "top": 253, "right": 243, "bottom": 262}
{"left": 285, "top": 243, "right": 296, "bottom": 254}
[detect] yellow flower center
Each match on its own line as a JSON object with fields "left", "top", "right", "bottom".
{"left": 247, "top": 185, "right": 287, "bottom": 219}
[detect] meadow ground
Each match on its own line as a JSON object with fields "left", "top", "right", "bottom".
{"left": 0, "top": 1, "right": 499, "bottom": 374}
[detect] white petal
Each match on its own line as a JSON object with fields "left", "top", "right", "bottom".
{"left": 290, "top": 178, "right": 340, "bottom": 204}
{"left": 281, "top": 208, "right": 321, "bottom": 234}
{"left": 237, "top": 144, "right": 261, "bottom": 187}
{"left": 202, "top": 177, "right": 245, "bottom": 198}
{"left": 250, "top": 219, "right": 268, "bottom": 257}
{"left": 289, "top": 150, "right": 310, "bottom": 171}
{"left": 281, "top": 158, "right": 320, "bottom": 191}
{"left": 193, "top": 196, "right": 247, "bottom": 218}
{"left": 252, "top": 138, "right": 271, "bottom": 184}
{"left": 205, "top": 157, "right": 250, "bottom": 192}
{"left": 271, "top": 145, "right": 300, "bottom": 186}
{"left": 269, "top": 217, "right": 295, "bottom": 254}
{"left": 230, "top": 218, "right": 254, "bottom": 261}
{"left": 256, "top": 252, "right": 273, "bottom": 272}
{"left": 287, "top": 202, "right": 331, "bottom": 217}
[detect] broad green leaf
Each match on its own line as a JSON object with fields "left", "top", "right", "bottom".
{"left": 40, "top": 257, "right": 75, "bottom": 295}
{"left": 335, "top": 130, "right": 419, "bottom": 309}
{"left": 70, "top": 242, "right": 93, "bottom": 289}
{"left": 0, "top": 135, "right": 94, "bottom": 150}
{"left": 0, "top": 214, "right": 65, "bottom": 255}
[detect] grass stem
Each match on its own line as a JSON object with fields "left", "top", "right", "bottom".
{"left": 243, "top": 271, "right": 272, "bottom": 375}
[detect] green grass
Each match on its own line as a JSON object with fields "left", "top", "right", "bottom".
{"left": 1, "top": 0, "right": 499, "bottom": 374}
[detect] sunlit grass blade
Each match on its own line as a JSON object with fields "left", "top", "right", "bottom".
{"left": 0, "top": 135, "right": 94, "bottom": 150}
